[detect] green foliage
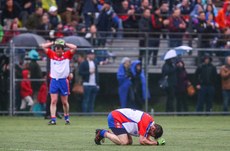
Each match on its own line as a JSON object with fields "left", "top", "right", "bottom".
{"left": 0, "top": 116, "right": 230, "bottom": 151}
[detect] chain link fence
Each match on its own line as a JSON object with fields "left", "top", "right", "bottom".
{"left": 0, "top": 31, "right": 230, "bottom": 115}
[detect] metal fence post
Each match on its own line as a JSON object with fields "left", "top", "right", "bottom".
{"left": 144, "top": 33, "right": 149, "bottom": 112}
{"left": 12, "top": 45, "right": 16, "bottom": 115}
{"left": 9, "top": 40, "right": 15, "bottom": 116}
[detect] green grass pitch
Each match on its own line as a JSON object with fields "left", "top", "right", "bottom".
{"left": 0, "top": 116, "right": 230, "bottom": 151}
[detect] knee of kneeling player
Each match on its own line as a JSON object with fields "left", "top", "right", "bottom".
{"left": 120, "top": 140, "right": 130, "bottom": 145}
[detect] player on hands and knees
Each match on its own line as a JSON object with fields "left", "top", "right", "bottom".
{"left": 94, "top": 108, "right": 165, "bottom": 146}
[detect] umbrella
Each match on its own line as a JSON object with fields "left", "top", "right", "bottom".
{"left": 163, "top": 49, "right": 177, "bottom": 60}
{"left": 162, "top": 46, "right": 193, "bottom": 60}
{"left": 12, "top": 33, "right": 46, "bottom": 47}
{"left": 174, "top": 45, "right": 193, "bottom": 55}
{"left": 62, "top": 36, "right": 92, "bottom": 48}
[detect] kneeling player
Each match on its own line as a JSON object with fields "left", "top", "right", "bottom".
{"left": 94, "top": 108, "right": 165, "bottom": 145}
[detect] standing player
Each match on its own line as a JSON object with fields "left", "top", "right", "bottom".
{"left": 94, "top": 108, "right": 165, "bottom": 145}
{"left": 40, "top": 39, "right": 77, "bottom": 125}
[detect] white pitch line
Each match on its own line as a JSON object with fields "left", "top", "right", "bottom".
{"left": 0, "top": 148, "right": 46, "bottom": 151}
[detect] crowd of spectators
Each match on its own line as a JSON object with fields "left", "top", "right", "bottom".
{"left": 1, "top": 0, "right": 229, "bottom": 68}
{"left": 0, "top": 0, "right": 229, "bottom": 49}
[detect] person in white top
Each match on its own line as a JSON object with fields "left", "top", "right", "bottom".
{"left": 79, "top": 49, "right": 99, "bottom": 112}
{"left": 40, "top": 39, "right": 76, "bottom": 125}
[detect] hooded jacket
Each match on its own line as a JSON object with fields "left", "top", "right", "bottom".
{"left": 20, "top": 69, "right": 33, "bottom": 98}
{"left": 130, "top": 60, "right": 150, "bottom": 101}
{"left": 162, "top": 59, "right": 177, "bottom": 87}
{"left": 216, "top": 1, "right": 230, "bottom": 30}
{"left": 195, "top": 56, "right": 217, "bottom": 86}
{"left": 117, "top": 62, "right": 132, "bottom": 108}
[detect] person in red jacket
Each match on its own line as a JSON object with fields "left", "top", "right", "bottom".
{"left": 216, "top": 1, "right": 230, "bottom": 31}
{"left": 20, "top": 69, "right": 34, "bottom": 110}
{"left": 37, "top": 72, "right": 48, "bottom": 111}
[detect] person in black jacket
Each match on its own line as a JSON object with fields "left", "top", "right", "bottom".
{"left": 195, "top": 11, "right": 219, "bottom": 58}
{"left": 79, "top": 50, "right": 99, "bottom": 112}
{"left": 96, "top": 1, "right": 114, "bottom": 46}
{"left": 82, "top": 0, "right": 98, "bottom": 31}
{"left": 138, "top": 8, "right": 152, "bottom": 63}
{"left": 195, "top": 11, "right": 211, "bottom": 49}
{"left": 0, "top": 55, "right": 9, "bottom": 111}
{"left": 162, "top": 58, "right": 177, "bottom": 112}
{"left": 37, "top": 14, "right": 52, "bottom": 40}
{"left": 56, "top": 0, "right": 74, "bottom": 25}
{"left": 150, "top": 7, "right": 165, "bottom": 65}
{"left": 195, "top": 54, "right": 217, "bottom": 112}
{"left": 1, "top": 0, "right": 22, "bottom": 25}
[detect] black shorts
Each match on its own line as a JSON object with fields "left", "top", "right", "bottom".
{"left": 110, "top": 127, "right": 128, "bottom": 135}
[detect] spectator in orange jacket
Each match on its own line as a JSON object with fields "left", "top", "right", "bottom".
{"left": 216, "top": 1, "right": 230, "bottom": 31}
{"left": 20, "top": 69, "right": 34, "bottom": 111}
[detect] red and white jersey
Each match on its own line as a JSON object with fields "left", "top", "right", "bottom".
{"left": 46, "top": 48, "right": 74, "bottom": 79}
{"left": 112, "top": 108, "right": 154, "bottom": 137}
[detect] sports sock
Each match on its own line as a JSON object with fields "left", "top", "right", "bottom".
{"left": 100, "top": 130, "right": 107, "bottom": 137}
{"left": 51, "top": 116, "right": 56, "bottom": 122}
{"left": 64, "top": 114, "right": 69, "bottom": 121}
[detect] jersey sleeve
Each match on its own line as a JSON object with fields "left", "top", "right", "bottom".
{"left": 65, "top": 50, "right": 74, "bottom": 59}
{"left": 138, "top": 113, "right": 154, "bottom": 137}
{"left": 46, "top": 48, "right": 54, "bottom": 59}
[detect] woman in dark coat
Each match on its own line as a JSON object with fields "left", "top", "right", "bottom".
{"left": 162, "top": 58, "right": 177, "bottom": 112}
{"left": 175, "top": 59, "right": 190, "bottom": 112}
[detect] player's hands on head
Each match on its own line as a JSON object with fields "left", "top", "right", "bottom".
{"left": 157, "top": 138, "right": 165, "bottom": 145}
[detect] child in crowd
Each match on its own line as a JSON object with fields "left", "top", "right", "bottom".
{"left": 37, "top": 72, "right": 48, "bottom": 111}
{"left": 20, "top": 69, "right": 34, "bottom": 111}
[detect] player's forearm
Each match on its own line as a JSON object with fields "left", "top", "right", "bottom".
{"left": 40, "top": 42, "right": 53, "bottom": 49}
{"left": 141, "top": 140, "right": 158, "bottom": 145}
{"left": 139, "top": 136, "right": 158, "bottom": 145}
{"left": 65, "top": 43, "right": 77, "bottom": 50}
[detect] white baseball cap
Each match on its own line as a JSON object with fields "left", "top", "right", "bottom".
{"left": 49, "top": 6, "right": 57, "bottom": 13}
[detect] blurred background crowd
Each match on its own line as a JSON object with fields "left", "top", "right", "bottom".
{"left": 0, "top": 0, "right": 229, "bottom": 48}
{"left": 0, "top": 0, "right": 230, "bottom": 115}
